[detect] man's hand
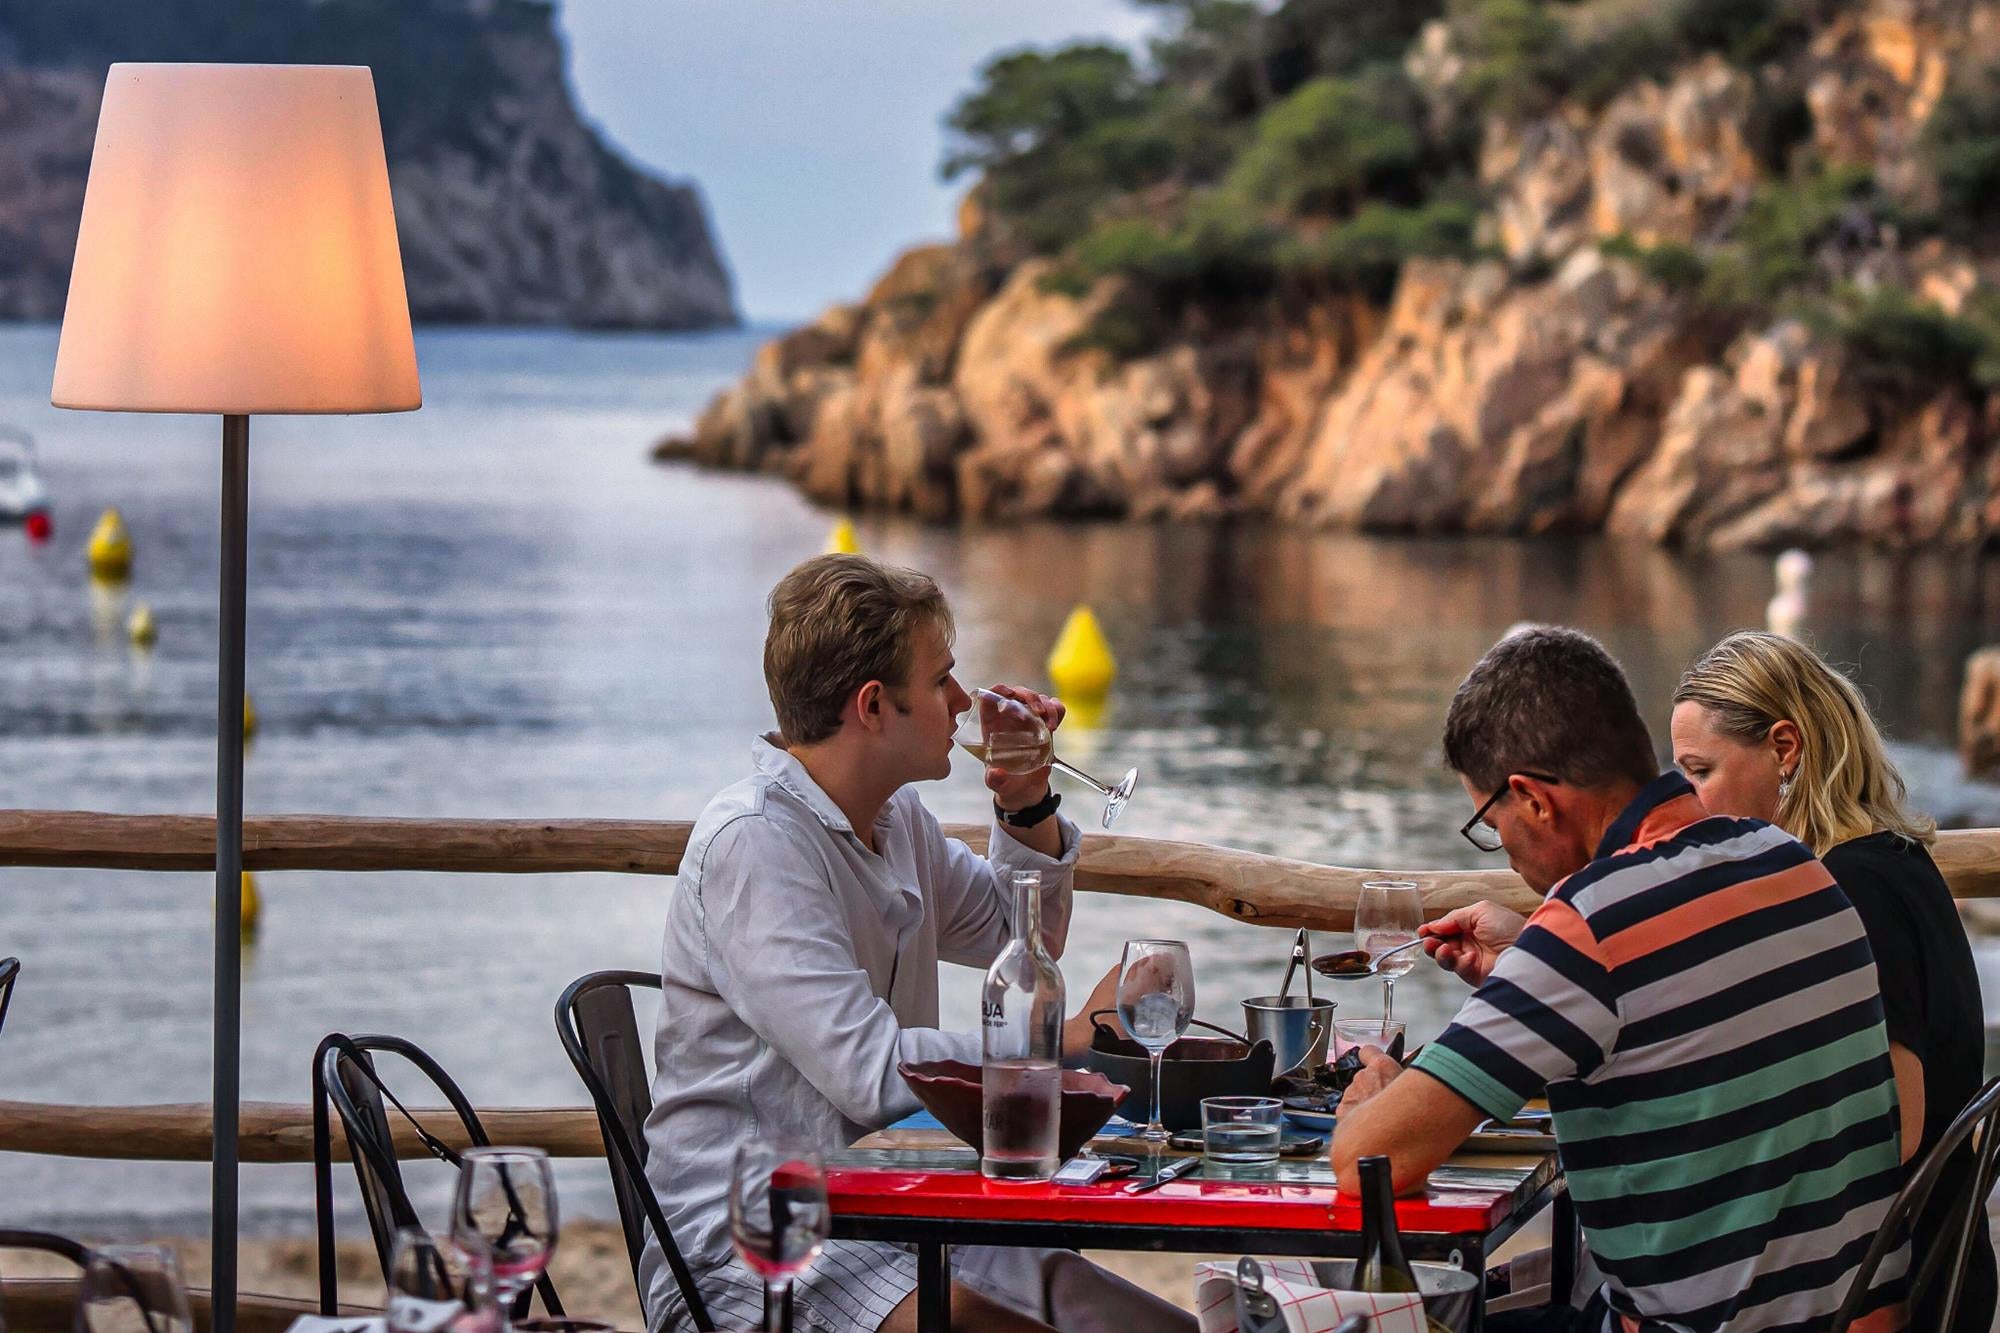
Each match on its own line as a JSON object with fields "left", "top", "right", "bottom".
{"left": 1419, "top": 901, "right": 1527, "bottom": 986}
{"left": 1337, "top": 1047, "right": 1404, "bottom": 1112}
{"left": 1061, "top": 962, "right": 1121, "bottom": 1059}
{"left": 983, "top": 684, "right": 1065, "bottom": 811}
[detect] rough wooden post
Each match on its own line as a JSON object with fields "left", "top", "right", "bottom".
{"left": 1961, "top": 646, "right": 2000, "bottom": 779}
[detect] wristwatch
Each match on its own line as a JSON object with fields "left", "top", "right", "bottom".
{"left": 996, "top": 789, "right": 1061, "bottom": 829}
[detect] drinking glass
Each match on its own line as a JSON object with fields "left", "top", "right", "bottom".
{"left": 1354, "top": 880, "right": 1423, "bottom": 1025}
{"left": 73, "top": 1246, "right": 192, "bottom": 1333}
{"left": 955, "top": 686, "right": 1139, "bottom": 828}
{"left": 1331, "top": 1018, "right": 1407, "bottom": 1062}
{"left": 729, "top": 1139, "right": 830, "bottom": 1333}
{"left": 388, "top": 1228, "right": 498, "bottom": 1333}
{"left": 1117, "top": 939, "right": 1195, "bottom": 1143}
{"left": 1201, "top": 1096, "right": 1283, "bottom": 1166}
{"left": 450, "top": 1147, "right": 558, "bottom": 1333}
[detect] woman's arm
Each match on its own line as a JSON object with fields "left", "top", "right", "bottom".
{"left": 1889, "top": 1041, "right": 1925, "bottom": 1162}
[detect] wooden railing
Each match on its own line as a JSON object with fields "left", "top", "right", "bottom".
{"left": 4, "top": 808, "right": 2000, "bottom": 1169}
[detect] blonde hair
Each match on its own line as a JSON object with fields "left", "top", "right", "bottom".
{"left": 764, "top": 554, "right": 954, "bottom": 746}
{"left": 1673, "top": 631, "right": 1934, "bottom": 855}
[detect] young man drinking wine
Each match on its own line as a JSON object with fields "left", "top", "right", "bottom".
{"left": 640, "top": 554, "right": 1191, "bottom": 1333}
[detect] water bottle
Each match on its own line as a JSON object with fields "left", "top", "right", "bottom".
{"left": 981, "top": 870, "right": 1065, "bottom": 1181}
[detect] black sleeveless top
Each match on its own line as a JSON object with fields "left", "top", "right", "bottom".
{"left": 1822, "top": 832, "right": 1993, "bottom": 1330}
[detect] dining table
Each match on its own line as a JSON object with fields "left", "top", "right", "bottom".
{"left": 826, "top": 1118, "right": 1571, "bottom": 1333}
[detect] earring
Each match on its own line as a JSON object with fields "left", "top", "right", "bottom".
{"left": 1778, "top": 770, "right": 1794, "bottom": 803}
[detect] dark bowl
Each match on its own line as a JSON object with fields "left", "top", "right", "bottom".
{"left": 1077, "top": 1026, "right": 1277, "bottom": 1131}
{"left": 898, "top": 1059, "right": 1129, "bottom": 1161}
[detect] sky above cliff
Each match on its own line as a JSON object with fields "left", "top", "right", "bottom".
{"left": 563, "top": 0, "right": 1154, "bottom": 324}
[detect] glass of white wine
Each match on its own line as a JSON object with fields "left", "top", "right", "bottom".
{"left": 955, "top": 687, "right": 1138, "bottom": 828}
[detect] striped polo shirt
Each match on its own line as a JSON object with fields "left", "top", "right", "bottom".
{"left": 1412, "top": 772, "right": 1907, "bottom": 1332}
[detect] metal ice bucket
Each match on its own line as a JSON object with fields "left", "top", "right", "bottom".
{"left": 1313, "top": 1260, "right": 1481, "bottom": 1333}
{"left": 1240, "top": 995, "right": 1335, "bottom": 1074}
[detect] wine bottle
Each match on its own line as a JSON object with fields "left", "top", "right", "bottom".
{"left": 1354, "top": 1155, "right": 1451, "bottom": 1332}
{"left": 980, "top": 871, "right": 1065, "bottom": 1181}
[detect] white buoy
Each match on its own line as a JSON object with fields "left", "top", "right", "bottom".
{"left": 1767, "top": 548, "right": 1812, "bottom": 639}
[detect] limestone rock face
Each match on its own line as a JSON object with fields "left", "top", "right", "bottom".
{"left": 1608, "top": 323, "right": 1984, "bottom": 547}
{"left": 1484, "top": 55, "right": 1763, "bottom": 265}
{"left": 1277, "top": 253, "right": 1702, "bottom": 535}
{"left": 660, "top": 0, "right": 2000, "bottom": 549}
{"left": 0, "top": 0, "right": 736, "bottom": 329}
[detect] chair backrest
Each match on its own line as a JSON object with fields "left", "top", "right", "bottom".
{"left": 0, "top": 1228, "right": 89, "bottom": 1268}
{"left": 555, "top": 970, "right": 713, "bottom": 1331}
{"left": 311, "top": 1033, "right": 564, "bottom": 1320}
{"left": 0, "top": 956, "right": 20, "bottom": 1041}
{"left": 1831, "top": 1075, "right": 2000, "bottom": 1331}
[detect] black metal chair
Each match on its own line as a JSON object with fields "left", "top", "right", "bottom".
{"left": 311, "top": 1032, "right": 564, "bottom": 1319}
{"left": 0, "top": 1228, "right": 179, "bottom": 1333}
{"left": 0, "top": 1228, "right": 88, "bottom": 1268}
{"left": 0, "top": 956, "right": 20, "bottom": 1041}
{"left": 555, "top": 970, "right": 714, "bottom": 1331}
{"left": 0, "top": 1227, "right": 89, "bottom": 1333}
{"left": 1831, "top": 1075, "right": 2000, "bottom": 1330}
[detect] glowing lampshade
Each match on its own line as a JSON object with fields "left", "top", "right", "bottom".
{"left": 52, "top": 63, "right": 420, "bottom": 415}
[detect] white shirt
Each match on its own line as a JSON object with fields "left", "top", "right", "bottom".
{"left": 639, "top": 735, "right": 1080, "bottom": 1323}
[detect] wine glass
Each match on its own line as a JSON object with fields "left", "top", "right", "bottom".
{"left": 73, "top": 1246, "right": 192, "bottom": 1333}
{"left": 955, "top": 686, "right": 1139, "bottom": 828}
{"left": 450, "top": 1147, "right": 558, "bottom": 1333}
{"left": 1354, "top": 880, "right": 1424, "bottom": 1026}
{"left": 1117, "top": 939, "right": 1195, "bottom": 1143}
{"left": 388, "top": 1227, "right": 498, "bottom": 1333}
{"left": 729, "top": 1139, "right": 830, "bottom": 1333}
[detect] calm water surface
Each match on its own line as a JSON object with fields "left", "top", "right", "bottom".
{"left": 1, "top": 323, "right": 1998, "bottom": 1234}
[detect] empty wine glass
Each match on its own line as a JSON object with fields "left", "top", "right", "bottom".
{"left": 955, "top": 686, "right": 1139, "bottom": 828}
{"left": 730, "top": 1139, "right": 830, "bottom": 1333}
{"left": 450, "top": 1147, "right": 557, "bottom": 1333}
{"left": 1354, "top": 880, "right": 1424, "bottom": 1026}
{"left": 388, "top": 1228, "right": 498, "bottom": 1333}
{"left": 1117, "top": 939, "right": 1195, "bottom": 1143}
{"left": 73, "top": 1246, "right": 192, "bottom": 1333}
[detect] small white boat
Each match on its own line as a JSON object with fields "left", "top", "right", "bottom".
{"left": 0, "top": 426, "right": 50, "bottom": 523}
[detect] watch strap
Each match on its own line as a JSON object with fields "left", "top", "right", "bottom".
{"left": 996, "top": 789, "right": 1061, "bottom": 829}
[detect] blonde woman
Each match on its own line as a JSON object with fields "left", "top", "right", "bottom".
{"left": 1673, "top": 630, "right": 1989, "bottom": 1332}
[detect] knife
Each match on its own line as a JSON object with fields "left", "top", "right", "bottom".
{"left": 1124, "top": 1155, "right": 1201, "bottom": 1194}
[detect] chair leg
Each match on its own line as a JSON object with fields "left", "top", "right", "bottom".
{"left": 1939, "top": 1117, "right": 2000, "bottom": 1332}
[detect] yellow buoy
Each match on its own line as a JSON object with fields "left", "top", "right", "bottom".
{"left": 242, "top": 692, "right": 258, "bottom": 742}
{"left": 87, "top": 507, "right": 133, "bottom": 581}
{"left": 1060, "top": 691, "right": 1109, "bottom": 734}
{"left": 1047, "top": 605, "right": 1117, "bottom": 698}
{"left": 127, "top": 602, "right": 157, "bottom": 647}
{"left": 826, "top": 519, "right": 860, "bottom": 555}
{"left": 239, "top": 870, "right": 260, "bottom": 937}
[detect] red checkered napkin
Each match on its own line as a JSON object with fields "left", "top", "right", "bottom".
{"left": 1194, "top": 1257, "right": 1427, "bottom": 1333}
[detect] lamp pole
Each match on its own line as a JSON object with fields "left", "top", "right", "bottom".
{"left": 212, "top": 413, "right": 249, "bottom": 1333}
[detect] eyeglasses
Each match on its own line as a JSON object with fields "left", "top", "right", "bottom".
{"left": 1460, "top": 771, "right": 1562, "bottom": 852}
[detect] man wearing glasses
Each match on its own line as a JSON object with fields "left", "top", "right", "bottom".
{"left": 1329, "top": 627, "right": 1907, "bottom": 1332}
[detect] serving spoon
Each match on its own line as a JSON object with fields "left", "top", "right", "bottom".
{"left": 1309, "top": 936, "right": 1424, "bottom": 980}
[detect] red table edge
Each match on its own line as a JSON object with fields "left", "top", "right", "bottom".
{"left": 827, "top": 1156, "right": 1557, "bottom": 1237}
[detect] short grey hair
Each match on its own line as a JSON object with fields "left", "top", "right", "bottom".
{"left": 1443, "top": 627, "right": 1658, "bottom": 794}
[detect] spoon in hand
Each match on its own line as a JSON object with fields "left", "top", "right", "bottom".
{"left": 1310, "top": 936, "right": 1424, "bottom": 980}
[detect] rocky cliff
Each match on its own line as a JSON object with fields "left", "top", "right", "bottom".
{"left": 665, "top": 0, "right": 2000, "bottom": 547}
{"left": 0, "top": 0, "right": 736, "bottom": 329}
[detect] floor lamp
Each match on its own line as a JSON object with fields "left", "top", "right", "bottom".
{"left": 52, "top": 64, "right": 420, "bottom": 1333}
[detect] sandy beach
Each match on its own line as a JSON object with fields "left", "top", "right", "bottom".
{"left": 0, "top": 1224, "right": 1212, "bottom": 1328}
{"left": 0, "top": 1218, "right": 1556, "bottom": 1329}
